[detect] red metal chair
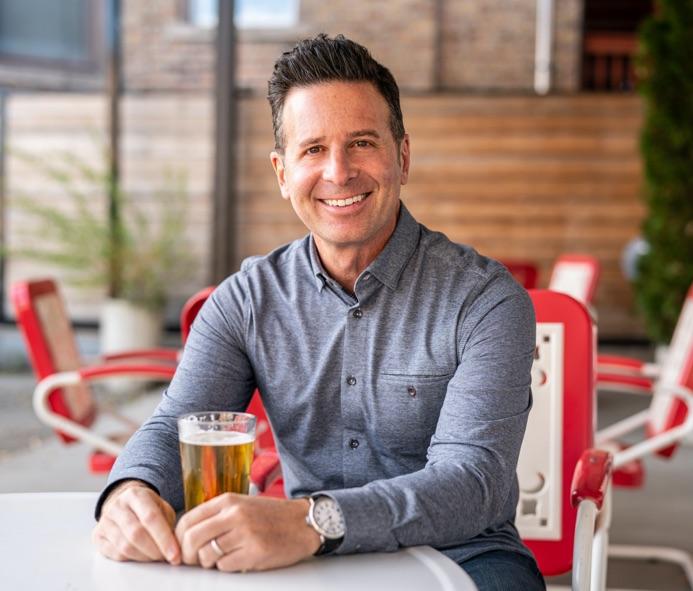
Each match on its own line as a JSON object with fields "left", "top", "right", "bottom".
{"left": 518, "top": 290, "right": 613, "bottom": 590}
{"left": 595, "top": 283, "right": 693, "bottom": 585}
{"left": 548, "top": 254, "right": 601, "bottom": 306}
{"left": 501, "top": 260, "right": 539, "bottom": 289}
{"left": 11, "top": 278, "right": 178, "bottom": 473}
{"left": 180, "top": 286, "right": 284, "bottom": 497}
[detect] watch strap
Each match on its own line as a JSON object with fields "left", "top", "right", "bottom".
{"left": 314, "top": 535, "right": 343, "bottom": 556}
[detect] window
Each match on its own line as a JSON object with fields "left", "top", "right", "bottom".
{"left": 0, "top": 0, "right": 99, "bottom": 69}
{"left": 187, "top": 0, "right": 299, "bottom": 29}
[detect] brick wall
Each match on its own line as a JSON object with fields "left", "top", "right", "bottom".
{"left": 121, "top": 0, "right": 583, "bottom": 93}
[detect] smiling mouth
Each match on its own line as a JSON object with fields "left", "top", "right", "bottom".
{"left": 322, "top": 192, "right": 370, "bottom": 207}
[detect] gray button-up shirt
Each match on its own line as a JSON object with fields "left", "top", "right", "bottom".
{"left": 102, "top": 203, "right": 536, "bottom": 565}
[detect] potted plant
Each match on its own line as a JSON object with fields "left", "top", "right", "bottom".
{"left": 634, "top": 0, "right": 693, "bottom": 351}
{"left": 7, "top": 145, "right": 196, "bottom": 353}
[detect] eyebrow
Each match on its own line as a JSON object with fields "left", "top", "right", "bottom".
{"left": 348, "top": 129, "right": 381, "bottom": 140}
{"left": 297, "top": 129, "right": 382, "bottom": 148}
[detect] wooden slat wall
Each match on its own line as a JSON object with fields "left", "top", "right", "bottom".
{"left": 236, "top": 94, "right": 645, "bottom": 339}
{"left": 3, "top": 93, "right": 645, "bottom": 337}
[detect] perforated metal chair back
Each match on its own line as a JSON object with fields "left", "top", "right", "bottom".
{"left": 517, "top": 289, "right": 596, "bottom": 576}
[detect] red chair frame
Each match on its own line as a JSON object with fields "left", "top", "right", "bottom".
{"left": 518, "top": 290, "right": 613, "bottom": 590}
{"left": 500, "top": 260, "right": 539, "bottom": 289}
{"left": 548, "top": 254, "right": 601, "bottom": 306}
{"left": 12, "top": 278, "right": 177, "bottom": 472}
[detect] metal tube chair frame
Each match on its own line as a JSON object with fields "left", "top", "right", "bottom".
{"left": 594, "top": 283, "right": 693, "bottom": 589}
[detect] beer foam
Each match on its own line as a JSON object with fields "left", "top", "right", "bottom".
{"left": 179, "top": 430, "right": 254, "bottom": 446}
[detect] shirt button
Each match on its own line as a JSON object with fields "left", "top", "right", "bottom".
{"left": 346, "top": 376, "right": 357, "bottom": 386}
{"left": 352, "top": 308, "right": 363, "bottom": 319}
{"left": 349, "top": 438, "right": 360, "bottom": 449}
{"left": 407, "top": 385, "right": 417, "bottom": 397}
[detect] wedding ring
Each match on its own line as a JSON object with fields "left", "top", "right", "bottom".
{"left": 210, "top": 537, "right": 225, "bottom": 557}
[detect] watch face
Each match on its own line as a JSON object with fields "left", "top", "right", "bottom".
{"left": 313, "top": 497, "right": 345, "bottom": 539}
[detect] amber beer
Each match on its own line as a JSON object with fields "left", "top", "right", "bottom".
{"left": 178, "top": 412, "right": 256, "bottom": 512}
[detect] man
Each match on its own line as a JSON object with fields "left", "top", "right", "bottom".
{"left": 93, "top": 34, "right": 544, "bottom": 590}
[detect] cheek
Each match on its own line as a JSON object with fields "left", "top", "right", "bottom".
{"left": 284, "top": 166, "right": 318, "bottom": 198}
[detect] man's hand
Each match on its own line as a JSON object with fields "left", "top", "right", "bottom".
{"left": 175, "top": 493, "right": 321, "bottom": 572}
{"left": 92, "top": 480, "right": 181, "bottom": 565}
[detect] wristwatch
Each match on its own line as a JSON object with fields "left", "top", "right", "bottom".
{"left": 305, "top": 494, "right": 346, "bottom": 555}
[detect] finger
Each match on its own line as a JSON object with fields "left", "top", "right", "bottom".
{"left": 176, "top": 492, "right": 239, "bottom": 534}
{"left": 106, "top": 502, "right": 167, "bottom": 562}
{"left": 129, "top": 495, "right": 181, "bottom": 564}
{"left": 216, "top": 545, "right": 252, "bottom": 573}
{"left": 178, "top": 513, "right": 235, "bottom": 566}
{"left": 92, "top": 519, "right": 152, "bottom": 562}
{"left": 197, "top": 530, "right": 243, "bottom": 570}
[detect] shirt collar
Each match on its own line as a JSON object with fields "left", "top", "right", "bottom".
{"left": 307, "top": 201, "right": 420, "bottom": 292}
{"left": 365, "top": 202, "right": 420, "bottom": 290}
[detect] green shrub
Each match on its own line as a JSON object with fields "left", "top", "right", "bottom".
{"left": 635, "top": 0, "right": 693, "bottom": 343}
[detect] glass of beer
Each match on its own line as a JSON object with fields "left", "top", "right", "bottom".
{"left": 177, "top": 411, "right": 256, "bottom": 512}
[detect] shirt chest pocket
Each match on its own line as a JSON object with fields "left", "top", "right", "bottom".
{"left": 373, "top": 371, "right": 452, "bottom": 454}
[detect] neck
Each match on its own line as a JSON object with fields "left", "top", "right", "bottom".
{"left": 315, "top": 246, "right": 373, "bottom": 294}
{"left": 314, "top": 229, "right": 395, "bottom": 294}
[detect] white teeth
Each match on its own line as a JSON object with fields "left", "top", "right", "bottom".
{"left": 324, "top": 193, "right": 367, "bottom": 207}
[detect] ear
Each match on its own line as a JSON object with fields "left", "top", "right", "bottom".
{"left": 399, "top": 134, "right": 410, "bottom": 185}
{"left": 270, "top": 151, "right": 290, "bottom": 200}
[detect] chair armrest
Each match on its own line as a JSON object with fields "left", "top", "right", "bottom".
{"left": 33, "top": 364, "right": 177, "bottom": 456}
{"left": 79, "top": 363, "right": 177, "bottom": 381}
{"left": 596, "top": 373, "right": 654, "bottom": 395}
{"left": 101, "top": 348, "right": 179, "bottom": 364}
{"left": 571, "top": 449, "right": 613, "bottom": 591}
{"left": 250, "top": 451, "right": 282, "bottom": 492}
{"left": 597, "top": 354, "right": 659, "bottom": 379}
{"left": 597, "top": 354, "right": 645, "bottom": 371}
{"left": 571, "top": 449, "right": 612, "bottom": 510}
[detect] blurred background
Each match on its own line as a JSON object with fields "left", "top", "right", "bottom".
{"left": 0, "top": 0, "right": 669, "bottom": 337}
{"left": 0, "top": 1, "right": 692, "bottom": 588}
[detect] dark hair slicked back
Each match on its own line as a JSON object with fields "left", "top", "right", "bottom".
{"left": 267, "top": 34, "right": 405, "bottom": 150}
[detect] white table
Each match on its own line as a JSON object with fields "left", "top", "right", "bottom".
{"left": 0, "top": 492, "right": 476, "bottom": 591}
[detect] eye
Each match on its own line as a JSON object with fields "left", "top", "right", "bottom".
{"left": 354, "top": 140, "right": 372, "bottom": 148}
{"left": 305, "top": 146, "right": 322, "bottom": 155}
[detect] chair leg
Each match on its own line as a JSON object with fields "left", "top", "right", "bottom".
{"left": 609, "top": 544, "right": 693, "bottom": 590}
{"left": 591, "top": 484, "right": 612, "bottom": 591}
{"left": 591, "top": 526, "right": 609, "bottom": 590}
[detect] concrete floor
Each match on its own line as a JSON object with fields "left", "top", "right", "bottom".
{"left": 0, "top": 331, "right": 691, "bottom": 590}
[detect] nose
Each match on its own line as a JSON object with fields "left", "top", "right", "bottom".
{"left": 322, "top": 148, "right": 357, "bottom": 186}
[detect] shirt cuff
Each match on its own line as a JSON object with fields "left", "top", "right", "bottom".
{"left": 322, "top": 487, "right": 398, "bottom": 554}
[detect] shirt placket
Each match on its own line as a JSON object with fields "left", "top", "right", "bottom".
{"left": 339, "top": 273, "right": 376, "bottom": 487}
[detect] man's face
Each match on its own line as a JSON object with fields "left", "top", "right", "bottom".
{"left": 271, "top": 81, "right": 410, "bottom": 261}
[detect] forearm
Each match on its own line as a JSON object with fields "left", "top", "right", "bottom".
{"left": 327, "top": 396, "right": 530, "bottom": 554}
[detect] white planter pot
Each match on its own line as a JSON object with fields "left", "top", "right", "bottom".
{"left": 99, "top": 299, "right": 163, "bottom": 395}
{"left": 100, "top": 299, "right": 162, "bottom": 353}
